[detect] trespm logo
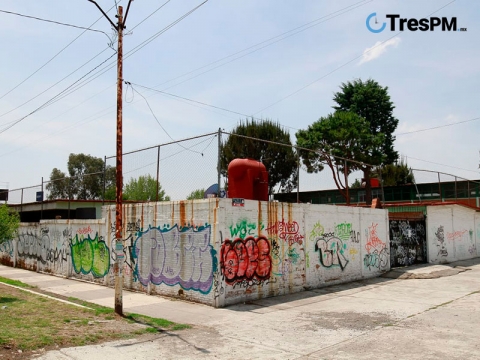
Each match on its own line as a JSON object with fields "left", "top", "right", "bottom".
{"left": 366, "top": 13, "right": 467, "bottom": 33}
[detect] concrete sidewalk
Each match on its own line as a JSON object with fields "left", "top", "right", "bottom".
{"left": 2, "top": 258, "right": 480, "bottom": 359}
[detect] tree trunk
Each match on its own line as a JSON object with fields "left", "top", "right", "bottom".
{"left": 364, "top": 167, "right": 372, "bottom": 206}
{"left": 344, "top": 160, "right": 350, "bottom": 205}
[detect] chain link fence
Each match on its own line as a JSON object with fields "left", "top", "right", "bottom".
{"left": 3, "top": 130, "right": 479, "bottom": 208}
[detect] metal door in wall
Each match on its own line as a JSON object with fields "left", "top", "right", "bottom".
{"left": 389, "top": 215, "right": 427, "bottom": 267}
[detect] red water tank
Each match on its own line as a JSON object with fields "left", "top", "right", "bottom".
{"left": 228, "top": 159, "right": 269, "bottom": 201}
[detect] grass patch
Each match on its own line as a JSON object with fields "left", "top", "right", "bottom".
{"left": 0, "top": 283, "right": 189, "bottom": 358}
{"left": 124, "top": 313, "right": 191, "bottom": 332}
{"left": 0, "top": 276, "right": 35, "bottom": 288}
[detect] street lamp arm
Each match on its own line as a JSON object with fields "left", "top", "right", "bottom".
{"left": 87, "top": 0, "right": 118, "bottom": 31}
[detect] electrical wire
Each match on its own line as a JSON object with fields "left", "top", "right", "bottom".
{"left": 0, "top": 3, "right": 118, "bottom": 102}
{"left": 130, "top": 84, "right": 205, "bottom": 155}
{"left": 129, "top": 0, "right": 171, "bottom": 32}
{"left": 0, "top": 53, "right": 116, "bottom": 135}
{"left": 0, "top": 47, "right": 111, "bottom": 122}
{"left": 126, "top": 81, "right": 297, "bottom": 133}
{"left": 0, "top": 0, "right": 210, "bottom": 128}
{"left": 0, "top": 9, "right": 110, "bottom": 38}
{"left": 404, "top": 156, "right": 479, "bottom": 174}
{"left": 395, "top": 116, "right": 480, "bottom": 135}
{"left": 253, "top": 0, "right": 457, "bottom": 115}
{"left": 154, "top": 0, "right": 373, "bottom": 92}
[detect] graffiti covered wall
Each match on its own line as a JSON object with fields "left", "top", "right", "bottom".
{"left": 1, "top": 199, "right": 389, "bottom": 307}
{"left": 217, "top": 201, "right": 389, "bottom": 306}
{"left": 427, "top": 205, "right": 479, "bottom": 263}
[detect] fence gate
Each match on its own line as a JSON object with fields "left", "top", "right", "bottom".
{"left": 389, "top": 213, "right": 427, "bottom": 267}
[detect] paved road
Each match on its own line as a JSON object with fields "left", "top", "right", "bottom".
{"left": 1, "top": 259, "right": 479, "bottom": 359}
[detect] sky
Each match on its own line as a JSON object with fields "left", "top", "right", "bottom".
{"left": 0, "top": 0, "right": 479, "bottom": 202}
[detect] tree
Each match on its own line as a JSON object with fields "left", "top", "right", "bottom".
{"left": 220, "top": 119, "right": 298, "bottom": 194}
{"left": 0, "top": 205, "right": 20, "bottom": 244}
{"left": 123, "top": 175, "right": 170, "bottom": 201}
{"left": 186, "top": 188, "right": 206, "bottom": 200}
{"left": 332, "top": 79, "right": 399, "bottom": 204}
{"left": 296, "top": 111, "right": 384, "bottom": 205}
{"left": 46, "top": 153, "right": 116, "bottom": 200}
{"left": 373, "top": 158, "right": 414, "bottom": 187}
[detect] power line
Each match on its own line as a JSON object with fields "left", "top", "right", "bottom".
{"left": 0, "top": 52, "right": 117, "bottom": 135}
{"left": 0, "top": 47, "right": 111, "bottom": 122}
{"left": 130, "top": 84, "right": 205, "bottom": 155}
{"left": 0, "top": 2, "right": 206, "bottom": 143}
{"left": 31, "top": 0, "right": 368, "bottom": 138}
{"left": 129, "top": 0, "right": 171, "bottom": 32}
{"left": 124, "top": 0, "right": 209, "bottom": 61}
{"left": 405, "top": 155, "right": 478, "bottom": 174}
{"left": 1, "top": 0, "right": 357, "bottom": 141}
{"left": 0, "top": 4, "right": 118, "bottom": 102}
{"left": 38, "top": 1, "right": 210, "bottom": 112}
{"left": 0, "top": 9, "right": 110, "bottom": 37}
{"left": 127, "top": 81, "right": 299, "bottom": 134}
{"left": 395, "top": 116, "right": 480, "bottom": 136}
{"left": 146, "top": 0, "right": 372, "bottom": 92}
{"left": 253, "top": 0, "right": 457, "bottom": 115}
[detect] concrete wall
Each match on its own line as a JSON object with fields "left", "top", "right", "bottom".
{"left": 215, "top": 200, "right": 389, "bottom": 306}
{"left": 0, "top": 199, "right": 389, "bottom": 307}
{"left": 427, "top": 204, "right": 479, "bottom": 263}
{"left": 0, "top": 220, "right": 105, "bottom": 277}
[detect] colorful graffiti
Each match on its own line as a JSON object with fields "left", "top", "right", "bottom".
{"left": 77, "top": 225, "right": 93, "bottom": 235}
{"left": 310, "top": 222, "right": 324, "bottom": 240}
{"left": 335, "top": 222, "right": 352, "bottom": 241}
{"left": 315, "top": 236, "right": 349, "bottom": 270}
{"left": 229, "top": 219, "right": 264, "bottom": 239}
{"left": 220, "top": 236, "right": 272, "bottom": 285}
{"left": 364, "top": 223, "right": 388, "bottom": 271}
{"left": 310, "top": 221, "right": 354, "bottom": 271}
{"left": 70, "top": 234, "right": 110, "bottom": 278}
{"left": 266, "top": 220, "right": 304, "bottom": 246}
{"left": 133, "top": 225, "right": 214, "bottom": 294}
{"left": 17, "top": 228, "right": 70, "bottom": 265}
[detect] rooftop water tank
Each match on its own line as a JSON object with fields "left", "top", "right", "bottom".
{"left": 228, "top": 159, "right": 268, "bottom": 201}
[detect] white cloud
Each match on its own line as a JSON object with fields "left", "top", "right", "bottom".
{"left": 359, "top": 37, "right": 401, "bottom": 64}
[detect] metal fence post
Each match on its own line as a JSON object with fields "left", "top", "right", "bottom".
{"left": 40, "top": 177, "right": 44, "bottom": 221}
{"left": 20, "top": 188, "right": 23, "bottom": 217}
{"left": 296, "top": 149, "right": 300, "bottom": 203}
{"left": 103, "top": 156, "right": 107, "bottom": 205}
{"left": 156, "top": 145, "right": 160, "bottom": 202}
{"left": 438, "top": 172, "right": 442, "bottom": 201}
{"left": 217, "top": 128, "right": 222, "bottom": 198}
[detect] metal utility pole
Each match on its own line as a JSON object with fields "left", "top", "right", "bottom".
{"left": 88, "top": 0, "right": 133, "bottom": 316}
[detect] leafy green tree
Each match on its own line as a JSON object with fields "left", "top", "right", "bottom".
{"left": 46, "top": 168, "right": 70, "bottom": 199}
{"left": 186, "top": 188, "right": 206, "bottom": 200}
{"left": 296, "top": 111, "right": 384, "bottom": 205}
{"left": 332, "top": 79, "right": 399, "bottom": 204}
{"left": 350, "top": 178, "right": 362, "bottom": 189}
{"left": 103, "top": 166, "right": 117, "bottom": 201}
{"left": 373, "top": 158, "right": 414, "bottom": 187}
{"left": 46, "top": 153, "right": 115, "bottom": 200}
{"left": 220, "top": 118, "right": 297, "bottom": 194}
{"left": 123, "top": 175, "right": 170, "bottom": 201}
{"left": 0, "top": 205, "right": 20, "bottom": 244}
